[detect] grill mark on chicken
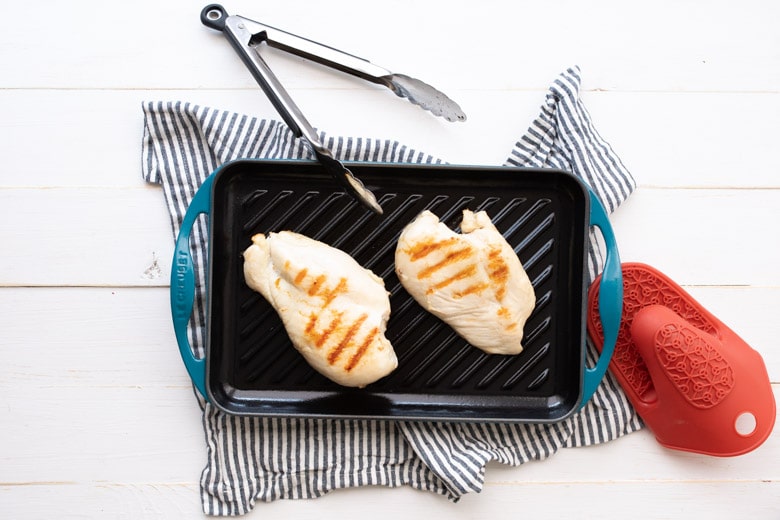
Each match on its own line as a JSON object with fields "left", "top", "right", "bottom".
{"left": 406, "top": 237, "right": 459, "bottom": 261}
{"left": 454, "top": 281, "right": 490, "bottom": 298}
{"left": 308, "top": 274, "right": 327, "bottom": 296}
{"left": 303, "top": 277, "right": 350, "bottom": 348}
{"left": 416, "top": 246, "right": 474, "bottom": 280}
{"left": 346, "top": 326, "right": 380, "bottom": 372}
{"left": 327, "top": 313, "right": 368, "bottom": 365}
{"left": 321, "top": 277, "right": 348, "bottom": 308}
{"left": 294, "top": 268, "right": 308, "bottom": 285}
{"left": 427, "top": 264, "right": 478, "bottom": 294}
{"left": 305, "top": 312, "right": 318, "bottom": 335}
{"left": 487, "top": 248, "right": 509, "bottom": 300}
{"left": 497, "top": 306, "right": 518, "bottom": 331}
{"left": 315, "top": 312, "right": 343, "bottom": 348}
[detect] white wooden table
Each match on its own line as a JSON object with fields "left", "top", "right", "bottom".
{"left": 2, "top": 1, "right": 778, "bottom": 517}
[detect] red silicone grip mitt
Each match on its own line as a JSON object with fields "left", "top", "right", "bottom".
{"left": 587, "top": 263, "right": 775, "bottom": 456}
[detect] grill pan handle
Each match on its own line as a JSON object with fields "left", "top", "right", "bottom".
{"left": 170, "top": 174, "right": 214, "bottom": 400}
{"left": 580, "top": 188, "right": 623, "bottom": 408}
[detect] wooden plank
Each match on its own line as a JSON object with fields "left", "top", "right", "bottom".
{"left": 1, "top": 288, "right": 777, "bottom": 487}
{"left": 2, "top": 1, "right": 778, "bottom": 93}
{"left": 490, "top": 397, "right": 780, "bottom": 482}
{"left": 0, "top": 88, "right": 778, "bottom": 189}
{"left": 0, "top": 383, "right": 205, "bottom": 483}
{"left": 2, "top": 0, "right": 779, "bottom": 517}
{"left": 0, "top": 482, "right": 204, "bottom": 518}
{"left": 2, "top": 287, "right": 777, "bottom": 379}
{"left": 0, "top": 187, "right": 175, "bottom": 287}
{"left": 0, "top": 88, "right": 543, "bottom": 187}
{"left": 0, "top": 287, "right": 204, "bottom": 483}
{"left": 610, "top": 188, "right": 780, "bottom": 286}
{"left": 685, "top": 286, "right": 780, "bottom": 379}
{"left": 0, "top": 288, "right": 189, "bottom": 388}
{"left": 1, "top": 480, "right": 778, "bottom": 519}
{"left": 1, "top": 381, "right": 775, "bottom": 484}
{"left": 586, "top": 91, "right": 780, "bottom": 189}
{"left": 1, "top": 187, "right": 777, "bottom": 287}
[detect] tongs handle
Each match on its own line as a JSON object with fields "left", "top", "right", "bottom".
{"left": 202, "top": 4, "right": 393, "bottom": 85}
{"left": 202, "top": 4, "right": 313, "bottom": 141}
{"left": 201, "top": 4, "right": 383, "bottom": 214}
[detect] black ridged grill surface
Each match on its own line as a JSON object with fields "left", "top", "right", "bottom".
{"left": 207, "top": 161, "right": 588, "bottom": 422}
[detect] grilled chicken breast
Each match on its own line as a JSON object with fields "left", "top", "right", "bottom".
{"left": 243, "top": 231, "right": 397, "bottom": 387}
{"left": 395, "top": 209, "right": 536, "bottom": 355}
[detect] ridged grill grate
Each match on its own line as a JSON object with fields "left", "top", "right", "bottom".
{"left": 207, "top": 161, "right": 588, "bottom": 421}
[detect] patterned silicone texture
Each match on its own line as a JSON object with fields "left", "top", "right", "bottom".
{"left": 654, "top": 322, "right": 734, "bottom": 409}
{"left": 589, "top": 264, "right": 718, "bottom": 401}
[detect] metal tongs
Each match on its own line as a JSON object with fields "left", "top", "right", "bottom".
{"left": 200, "top": 4, "right": 466, "bottom": 215}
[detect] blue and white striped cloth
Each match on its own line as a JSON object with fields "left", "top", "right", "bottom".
{"left": 143, "top": 66, "right": 641, "bottom": 516}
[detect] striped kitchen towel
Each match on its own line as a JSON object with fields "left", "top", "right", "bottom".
{"left": 142, "top": 66, "right": 641, "bottom": 516}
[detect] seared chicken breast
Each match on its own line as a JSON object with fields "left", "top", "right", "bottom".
{"left": 395, "top": 210, "right": 536, "bottom": 355}
{"left": 243, "top": 231, "right": 397, "bottom": 387}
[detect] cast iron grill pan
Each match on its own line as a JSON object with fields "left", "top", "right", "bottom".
{"left": 207, "top": 160, "right": 588, "bottom": 422}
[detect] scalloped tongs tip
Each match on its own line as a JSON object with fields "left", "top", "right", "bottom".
{"left": 200, "top": 4, "right": 466, "bottom": 214}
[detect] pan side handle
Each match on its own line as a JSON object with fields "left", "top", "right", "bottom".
{"left": 170, "top": 174, "right": 214, "bottom": 400}
{"left": 580, "top": 188, "right": 623, "bottom": 409}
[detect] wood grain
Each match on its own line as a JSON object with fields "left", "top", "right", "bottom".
{"left": 1, "top": 0, "right": 778, "bottom": 517}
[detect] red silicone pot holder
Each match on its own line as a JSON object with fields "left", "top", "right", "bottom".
{"left": 587, "top": 263, "right": 775, "bottom": 456}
